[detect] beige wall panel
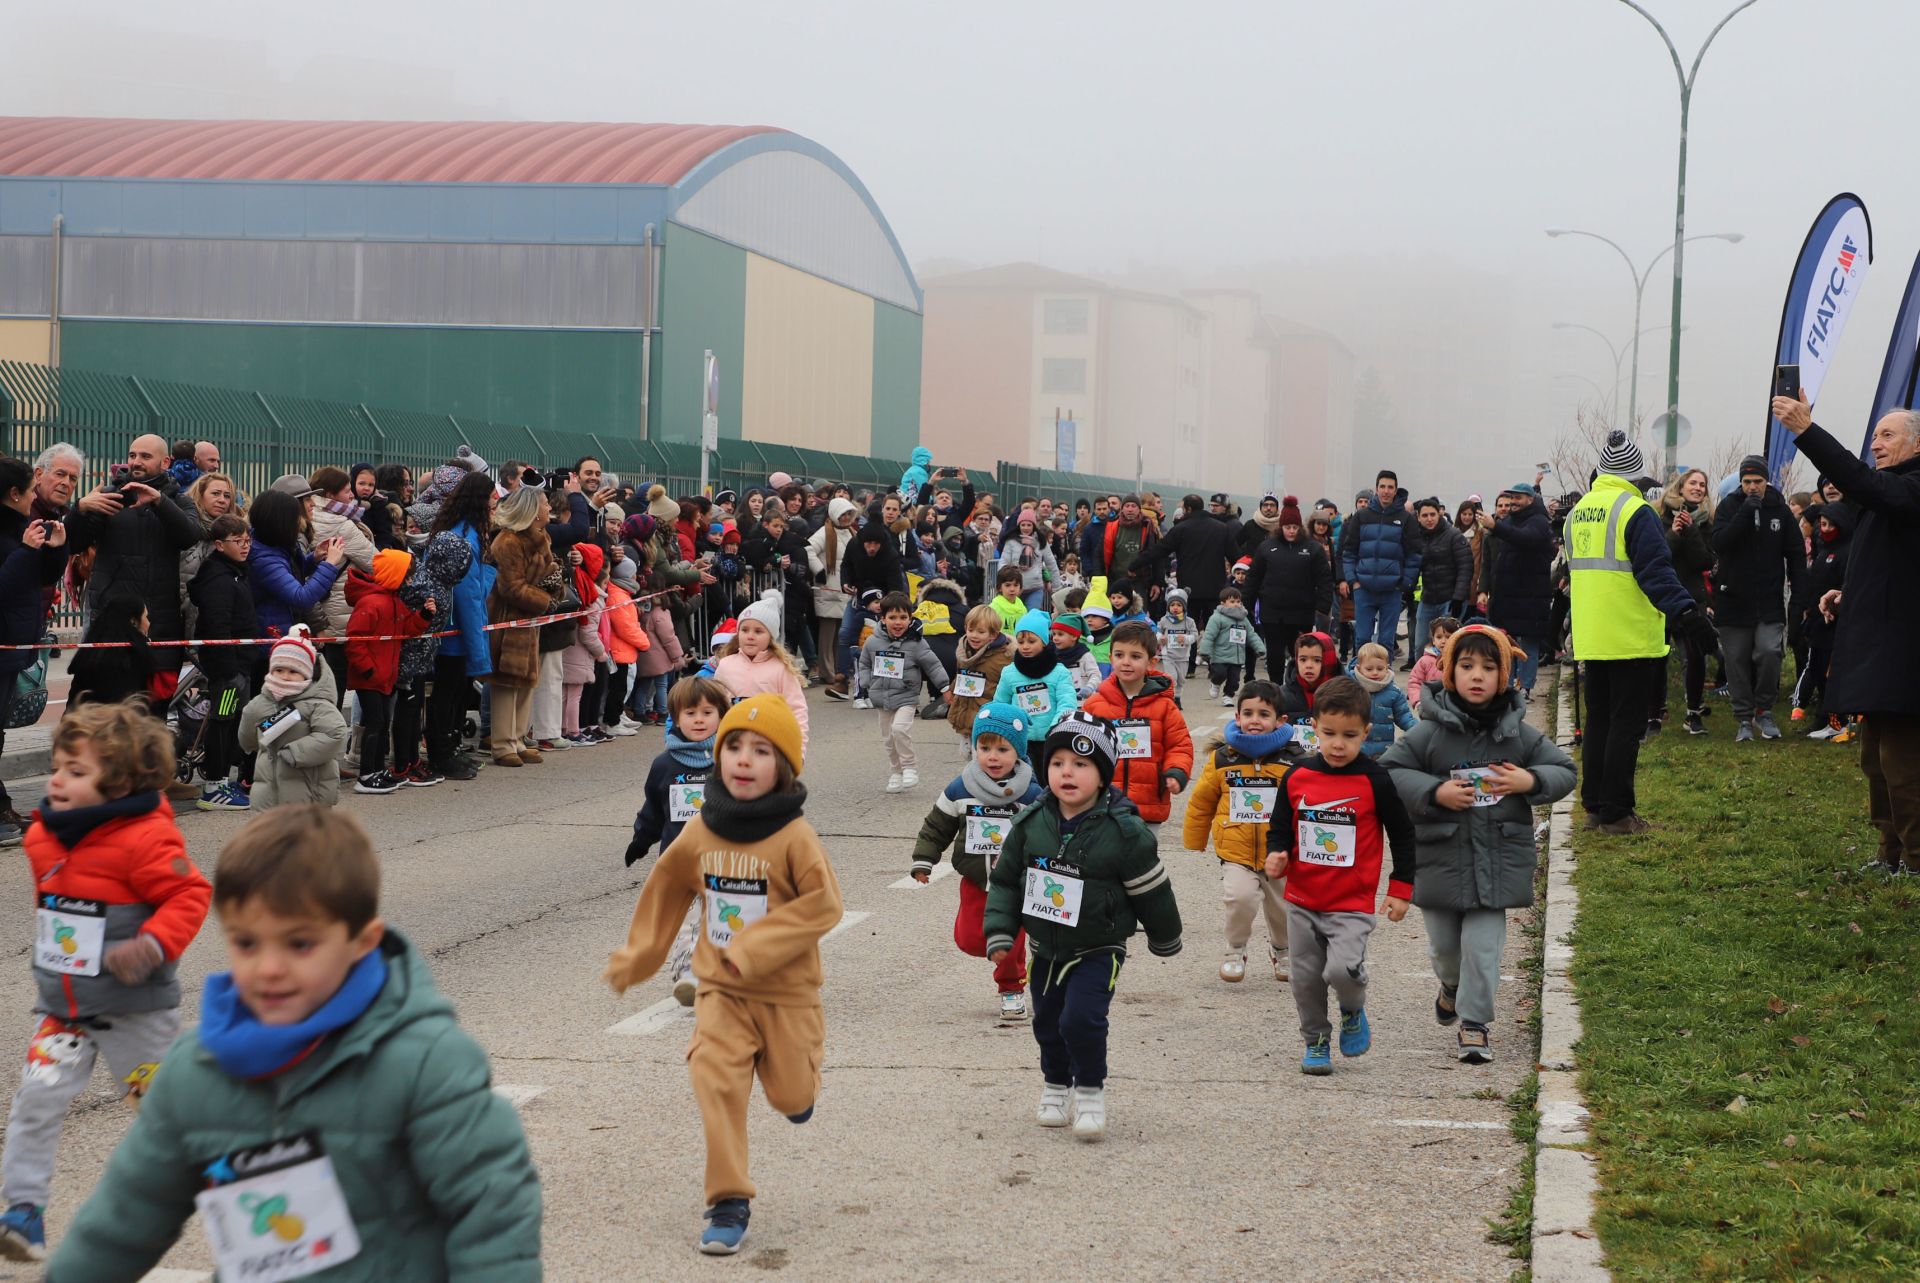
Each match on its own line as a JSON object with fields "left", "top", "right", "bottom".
{"left": 0, "top": 320, "right": 52, "bottom": 365}
{"left": 741, "top": 254, "right": 873, "bottom": 453}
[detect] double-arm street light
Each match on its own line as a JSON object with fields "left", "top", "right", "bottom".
{"left": 1552, "top": 320, "right": 1688, "bottom": 425}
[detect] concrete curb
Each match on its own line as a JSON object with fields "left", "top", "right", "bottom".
{"left": 1530, "top": 674, "right": 1609, "bottom": 1281}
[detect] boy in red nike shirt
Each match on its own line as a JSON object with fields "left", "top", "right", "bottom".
{"left": 1264, "top": 676, "right": 1413, "bottom": 1076}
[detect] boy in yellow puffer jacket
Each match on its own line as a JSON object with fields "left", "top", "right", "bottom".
{"left": 1182, "top": 680, "right": 1295, "bottom": 984}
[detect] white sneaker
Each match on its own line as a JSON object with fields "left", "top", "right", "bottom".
{"left": 853, "top": 696, "right": 873, "bottom": 709}
{"left": 901, "top": 768, "right": 920, "bottom": 789}
{"left": 603, "top": 721, "right": 639, "bottom": 737}
{"left": 1071, "top": 1086, "right": 1106, "bottom": 1140}
{"left": 1036, "top": 1082, "right": 1071, "bottom": 1127}
{"left": 618, "top": 714, "right": 648, "bottom": 730}
{"left": 1219, "top": 953, "right": 1247, "bottom": 983}
{"left": 1222, "top": 693, "right": 1235, "bottom": 706}
{"left": 1207, "top": 683, "right": 1220, "bottom": 699}
{"left": 1270, "top": 947, "right": 1290, "bottom": 982}
{"left": 999, "top": 991, "right": 1028, "bottom": 1023}
{"left": 886, "top": 773, "right": 905, "bottom": 793}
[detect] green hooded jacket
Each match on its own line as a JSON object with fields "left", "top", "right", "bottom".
{"left": 47, "top": 931, "right": 541, "bottom": 1283}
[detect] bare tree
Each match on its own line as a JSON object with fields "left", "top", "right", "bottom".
{"left": 1545, "top": 404, "right": 1616, "bottom": 491}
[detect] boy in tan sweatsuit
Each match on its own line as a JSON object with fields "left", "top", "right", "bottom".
{"left": 604, "top": 694, "right": 843, "bottom": 1257}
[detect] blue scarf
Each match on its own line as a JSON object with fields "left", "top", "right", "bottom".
{"left": 665, "top": 731, "right": 714, "bottom": 771}
{"left": 199, "top": 948, "right": 389, "bottom": 1080}
{"left": 1224, "top": 721, "right": 1294, "bottom": 759}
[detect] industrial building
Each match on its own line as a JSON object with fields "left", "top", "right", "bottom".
{"left": 0, "top": 116, "right": 923, "bottom": 457}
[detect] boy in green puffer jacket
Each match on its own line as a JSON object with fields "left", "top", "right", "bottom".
{"left": 47, "top": 805, "right": 541, "bottom": 1282}
{"left": 985, "top": 712, "right": 1182, "bottom": 1142}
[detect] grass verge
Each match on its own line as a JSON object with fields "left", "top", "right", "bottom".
{"left": 1573, "top": 683, "right": 1919, "bottom": 1281}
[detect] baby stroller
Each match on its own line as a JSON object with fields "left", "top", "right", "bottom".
{"left": 168, "top": 665, "right": 214, "bottom": 785}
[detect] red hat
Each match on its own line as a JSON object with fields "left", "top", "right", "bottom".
{"left": 1234, "top": 556, "right": 1253, "bottom": 571}
{"left": 1278, "top": 494, "right": 1304, "bottom": 528}
{"left": 711, "top": 617, "right": 739, "bottom": 651}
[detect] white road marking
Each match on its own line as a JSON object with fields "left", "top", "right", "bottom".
{"left": 492, "top": 1083, "right": 549, "bottom": 1107}
{"left": 1386, "top": 1119, "right": 1506, "bottom": 1131}
{"left": 889, "top": 864, "right": 954, "bottom": 890}
{"left": 1396, "top": 972, "right": 1520, "bottom": 982}
{"left": 608, "top": 910, "right": 873, "bottom": 1036}
{"left": 823, "top": 909, "right": 873, "bottom": 941}
{"left": 140, "top": 1271, "right": 211, "bottom": 1282}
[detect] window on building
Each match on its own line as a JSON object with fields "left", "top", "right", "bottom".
{"left": 1043, "top": 298, "right": 1090, "bottom": 335}
{"left": 1041, "top": 357, "right": 1087, "bottom": 394}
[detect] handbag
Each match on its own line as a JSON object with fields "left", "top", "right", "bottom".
{"left": 5, "top": 632, "right": 54, "bottom": 730}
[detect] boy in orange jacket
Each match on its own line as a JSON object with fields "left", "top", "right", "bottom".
{"left": 1078, "top": 621, "right": 1193, "bottom": 825}
{"left": 1, "top": 702, "right": 211, "bottom": 1263}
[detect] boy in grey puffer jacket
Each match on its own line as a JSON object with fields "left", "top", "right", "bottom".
{"left": 859, "top": 591, "right": 951, "bottom": 792}
{"left": 1379, "top": 626, "right": 1574, "bottom": 1065}
{"left": 237, "top": 628, "right": 350, "bottom": 811}
{"left": 1195, "top": 587, "right": 1267, "bottom": 704}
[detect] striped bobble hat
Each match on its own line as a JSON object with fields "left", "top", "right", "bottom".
{"left": 1598, "top": 430, "right": 1645, "bottom": 478}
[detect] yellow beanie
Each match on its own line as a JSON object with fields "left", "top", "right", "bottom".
{"left": 717, "top": 694, "right": 804, "bottom": 775}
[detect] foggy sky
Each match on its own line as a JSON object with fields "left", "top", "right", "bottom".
{"left": 10, "top": 0, "right": 1919, "bottom": 499}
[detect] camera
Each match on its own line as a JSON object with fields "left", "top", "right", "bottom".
{"left": 547, "top": 467, "right": 574, "bottom": 491}
{"left": 105, "top": 463, "right": 131, "bottom": 492}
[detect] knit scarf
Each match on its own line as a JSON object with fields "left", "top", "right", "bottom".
{"left": 1013, "top": 649, "right": 1060, "bottom": 679}
{"left": 701, "top": 778, "right": 808, "bottom": 844}
{"left": 665, "top": 731, "right": 714, "bottom": 771}
{"left": 1054, "top": 639, "right": 1090, "bottom": 667}
{"left": 37, "top": 790, "right": 160, "bottom": 849}
{"left": 1352, "top": 668, "right": 1392, "bottom": 695}
{"left": 1223, "top": 722, "right": 1293, "bottom": 759}
{"left": 963, "top": 758, "right": 1034, "bottom": 804}
{"left": 262, "top": 671, "right": 310, "bottom": 701}
{"left": 198, "top": 948, "right": 388, "bottom": 1080}
{"left": 322, "top": 496, "right": 367, "bottom": 523}
{"left": 1251, "top": 509, "right": 1281, "bottom": 534}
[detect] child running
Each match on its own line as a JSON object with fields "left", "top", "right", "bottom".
{"left": 991, "top": 609, "right": 1081, "bottom": 758}
{"left": 1050, "top": 612, "right": 1103, "bottom": 699}
{"left": 1198, "top": 586, "right": 1265, "bottom": 705}
{"left": 1156, "top": 588, "right": 1199, "bottom": 704}
{"left": 858, "top": 591, "right": 950, "bottom": 793}
{"left": 1183, "top": 680, "right": 1296, "bottom": 984}
{"left": 1081, "top": 579, "right": 1116, "bottom": 674}
{"left": 985, "top": 713, "right": 1182, "bottom": 1140}
{"left": 1079, "top": 621, "right": 1192, "bottom": 827}
{"left": 711, "top": 591, "right": 809, "bottom": 750}
{"left": 605, "top": 695, "right": 842, "bottom": 1256}
{"left": 44, "top": 804, "right": 540, "bottom": 1279}
{"left": 1278, "top": 630, "right": 1336, "bottom": 731}
{"left": 1381, "top": 626, "right": 1575, "bottom": 1063}
{"left": 0, "top": 703, "right": 210, "bottom": 1264}
{"left": 989, "top": 566, "right": 1027, "bottom": 635}
{"left": 909, "top": 702, "right": 1044, "bottom": 1022}
{"left": 1264, "top": 677, "right": 1415, "bottom": 1075}
{"left": 948, "top": 604, "right": 1015, "bottom": 742}
{"left": 1349, "top": 642, "right": 1417, "bottom": 757}
{"left": 1406, "top": 614, "right": 1458, "bottom": 711}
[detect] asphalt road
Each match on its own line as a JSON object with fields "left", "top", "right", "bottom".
{"left": 0, "top": 686, "right": 1535, "bottom": 1282}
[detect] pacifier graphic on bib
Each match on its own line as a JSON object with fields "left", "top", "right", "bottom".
{"left": 53, "top": 922, "right": 77, "bottom": 954}
{"left": 1238, "top": 791, "right": 1267, "bottom": 816}
{"left": 240, "top": 1192, "right": 305, "bottom": 1242}
{"left": 982, "top": 823, "right": 1004, "bottom": 846}
{"left": 717, "top": 900, "right": 743, "bottom": 929}
{"left": 1043, "top": 877, "right": 1066, "bottom": 908}
{"left": 1312, "top": 827, "right": 1339, "bottom": 853}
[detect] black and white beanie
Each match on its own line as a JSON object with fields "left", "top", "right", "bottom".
{"left": 1042, "top": 711, "right": 1118, "bottom": 788}
{"left": 1597, "top": 430, "right": 1645, "bottom": 478}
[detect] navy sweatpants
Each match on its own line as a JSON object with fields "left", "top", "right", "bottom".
{"left": 1031, "top": 950, "right": 1123, "bottom": 1088}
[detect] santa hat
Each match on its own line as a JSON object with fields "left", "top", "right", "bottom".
{"left": 740, "top": 589, "right": 784, "bottom": 642}
{"left": 268, "top": 624, "right": 317, "bottom": 679}
{"left": 1278, "top": 494, "right": 1304, "bottom": 527}
{"left": 710, "top": 617, "right": 739, "bottom": 651}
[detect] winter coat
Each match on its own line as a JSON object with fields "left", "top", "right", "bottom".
{"left": 839, "top": 519, "right": 908, "bottom": 598}
{"left": 1182, "top": 737, "right": 1295, "bottom": 873}
{"left": 48, "top": 931, "right": 541, "bottom": 1283}
{"left": 1793, "top": 506, "right": 1852, "bottom": 649}
{"left": 711, "top": 650, "right": 810, "bottom": 749}
{"left": 1060, "top": 643, "right": 1104, "bottom": 698}
{"left": 858, "top": 622, "right": 949, "bottom": 711}
{"left": 486, "top": 527, "right": 557, "bottom": 689}
{"left": 64, "top": 470, "right": 202, "bottom": 646}
{"left": 1656, "top": 480, "right": 1716, "bottom": 606}
{"left": 401, "top": 527, "right": 485, "bottom": 683}
{"left": 990, "top": 656, "right": 1080, "bottom": 742}
{"left": 187, "top": 549, "right": 261, "bottom": 682}
{"left": 1268, "top": 754, "right": 1416, "bottom": 913}
{"left": 344, "top": 571, "right": 432, "bottom": 695}
{"left": 176, "top": 529, "right": 212, "bottom": 637}
{"left": 1710, "top": 484, "right": 1805, "bottom": 627}
{"left": 1790, "top": 424, "right": 1920, "bottom": 715}
{"left": 984, "top": 790, "right": 1181, "bottom": 963}
{"left": 806, "top": 501, "right": 860, "bottom": 619}
{"left": 948, "top": 633, "right": 1014, "bottom": 739}
{"left": 989, "top": 592, "right": 1026, "bottom": 634}
{"left": 1485, "top": 502, "right": 1556, "bottom": 642}
{"left": 1156, "top": 613, "right": 1199, "bottom": 669}
{"left": 0, "top": 505, "right": 67, "bottom": 676}
{"left": 911, "top": 765, "right": 1044, "bottom": 887}
{"left": 634, "top": 604, "right": 685, "bottom": 678}
{"left": 1001, "top": 532, "right": 1059, "bottom": 595}
{"left": 1243, "top": 532, "right": 1333, "bottom": 625}
{"left": 246, "top": 541, "right": 342, "bottom": 643}
{"left": 1197, "top": 604, "right": 1267, "bottom": 666}
{"left": 237, "top": 661, "right": 349, "bottom": 810}
{"left": 311, "top": 505, "right": 378, "bottom": 633}
{"left": 1352, "top": 672, "right": 1417, "bottom": 756}
{"left": 1237, "top": 514, "right": 1281, "bottom": 558}
{"left": 1380, "top": 688, "right": 1576, "bottom": 912}
{"left": 1079, "top": 671, "right": 1194, "bottom": 824}
{"left": 629, "top": 740, "right": 712, "bottom": 860}
{"left": 23, "top": 791, "right": 209, "bottom": 1020}
{"left": 1148, "top": 511, "right": 1236, "bottom": 600}
{"left": 1414, "top": 520, "right": 1474, "bottom": 607}
{"left": 606, "top": 584, "right": 652, "bottom": 665}
{"left": 1096, "top": 517, "right": 1161, "bottom": 584}
{"left": 1406, "top": 647, "right": 1444, "bottom": 710}
{"left": 562, "top": 597, "right": 607, "bottom": 684}
{"left": 1340, "top": 492, "right": 1422, "bottom": 593}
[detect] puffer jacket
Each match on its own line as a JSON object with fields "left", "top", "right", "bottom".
{"left": 64, "top": 470, "right": 202, "bottom": 647}
{"left": 187, "top": 549, "right": 259, "bottom": 681}
{"left": 0, "top": 505, "right": 67, "bottom": 676}
{"left": 910, "top": 762, "right": 1044, "bottom": 887}
{"left": 1197, "top": 603, "right": 1267, "bottom": 666}
{"left": 237, "top": 661, "right": 349, "bottom": 810}
{"left": 246, "top": 541, "right": 342, "bottom": 642}
{"left": 23, "top": 791, "right": 209, "bottom": 1020}
{"left": 1379, "top": 688, "right": 1576, "bottom": 911}
{"left": 1079, "top": 671, "right": 1193, "bottom": 824}
{"left": 1181, "top": 729, "right": 1295, "bottom": 872}
{"left": 47, "top": 931, "right": 541, "bottom": 1283}
{"left": 948, "top": 632, "right": 1014, "bottom": 739}
{"left": 858, "top": 620, "right": 949, "bottom": 711}
{"left": 1414, "top": 519, "right": 1473, "bottom": 607}
{"left": 1340, "top": 492, "right": 1422, "bottom": 593}
{"left": 1656, "top": 478, "right": 1716, "bottom": 606}
{"left": 344, "top": 571, "right": 432, "bottom": 695}
{"left": 1243, "top": 531, "right": 1333, "bottom": 625}
{"left": 606, "top": 583, "right": 651, "bottom": 665}
{"left": 634, "top": 603, "right": 685, "bottom": 678}
{"left": 1485, "top": 502, "right": 1555, "bottom": 641}
{"left": 311, "top": 505, "right": 378, "bottom": 633}
{"left": 399, "top": 529, "right": 478, "bottom": 684}
{"left": 1710, "top": 483, "right": 1804, "bottom": 627}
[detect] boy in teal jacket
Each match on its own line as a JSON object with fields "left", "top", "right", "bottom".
{"left": 985, "top": 713, "right": 1182, "bottom": 1142}
{"left": 47, "top": 805, "right": 541, "bottom": 1282}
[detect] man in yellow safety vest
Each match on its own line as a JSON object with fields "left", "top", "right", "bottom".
{"left": 1568, "top": 430, "right": 1719, "bottom": 835}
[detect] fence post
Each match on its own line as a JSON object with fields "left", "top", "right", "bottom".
{"left": 254, "top": 393, "right": 289, "bottom": 479}
{"left": 523, "top": 426, "right": 545, "bottom": 465}
{"left": 125, "top": 376, "right": 162, "bottom": 438}
{"left": 445, "top": 415, "right": 472, "bottom": 447}
{"left": 358, "top": 404, "right": 388, "bottom": 464}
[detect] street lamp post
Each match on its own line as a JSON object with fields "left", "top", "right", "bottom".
{"left": 1545, "top": 229, "right": 1740, "bottom": 438}
{"left": 1552, "top": 320, "right": 1688, "bottom": 425}
{"left": 1612, "top": 0, "right": 1761, "bottom": 476}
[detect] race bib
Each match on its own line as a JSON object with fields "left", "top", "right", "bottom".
{"left": 1450, "top": 765, "right": 1502, "bottom": 808}
{"left": 1014, "top": 682, "right": 1051, "bottom": 717}
{"left": 964, "top": 803, "right": 1018, "bottom": 862}
{"left": 953, "top": 670, "right": 987, "bottom": 698}
{"left": 1295, "top": 805, "right": 1357, "bottom": 867}
{"left": 668, "top": 774, "right": 707, "bottom": 823}
{"left": 1226, "top": 775, "right": 1279, "bottom": 825}
{"left": 1114, "top": 719, "right": 1152, "bottom": 760}
{"left": 704, "top": 873, "right": 769, "bottom": 949}
{"left": 257, "top": 707, "right": 304, "bottom": 748}
{"left": 1023, "top": 862, "right": 1086, "bottom": 925}
{"left": 872, "top": 651, "right": 906, "bottom": 680}
{"left": 1228, "top": 627, "right": 1247, "bottom": 646}
{"left": 1292, "top": 724, "right": 1321, "bottom": 754}
{"left": 34, "top": 896, "right": 106, "bottom": 977}
{"left": 195, "top": 1132, "right": 362, "bottom": 1282}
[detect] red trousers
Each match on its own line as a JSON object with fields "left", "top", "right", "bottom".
{"left": 955, "top": 877, "right": 1027, "bottom": 993}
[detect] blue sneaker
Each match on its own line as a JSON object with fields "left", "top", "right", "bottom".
{"left": 1301, "top": 1036, "right": 1333, "bottom": 1076}
{"left": 0, "top": 1202, "right": 46, "bottom": 1261}
{"left": 699, "top": 1198, "right": 750, "bottom": 1255}
{"left": 196, "top": 781, "right": 250, "bottom": 812}
{"left": 1339, "top": 1008, "right": 1372, "bottom": 1058}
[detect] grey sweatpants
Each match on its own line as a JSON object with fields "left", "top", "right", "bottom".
{"left": 1720, "top": 622, "right": 1784, "bottom": 721}
{"left": 1286, "top": 903, "right": 1374, "bottom": 1041}
{"left": 2, "top": 1008, "right": 180, "bottom": 1207}
{"left": 1421, "top": 906, "right": 1509, "bottom": 1027}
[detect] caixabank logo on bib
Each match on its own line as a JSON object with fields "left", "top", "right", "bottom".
{"left": 1806, "top": 235, "right": 1861, "bottom": 360}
